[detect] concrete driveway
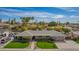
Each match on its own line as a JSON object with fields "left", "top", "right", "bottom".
{"left": 65, "top": 40, "right": 79, "bottom": 49}
{"left": 55, "top": 40, "right": 79, "bottom": 50}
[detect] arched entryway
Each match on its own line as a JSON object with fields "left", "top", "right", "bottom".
{"left": 32, "top": 36, "right": 36, "bottom": 41}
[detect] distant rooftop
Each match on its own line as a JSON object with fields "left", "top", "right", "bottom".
{"left": 0, "top": 22, "right": 9, "bottom": 27}
{"left": 73, "top": 31, "right": 79, "bottom": 36}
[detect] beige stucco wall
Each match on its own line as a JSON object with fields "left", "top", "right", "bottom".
{"left": 51, "top": 36, "right": 65, "bottom": 41}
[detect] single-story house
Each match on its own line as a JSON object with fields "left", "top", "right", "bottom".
{"left": 16, "top": 30, "right": 66, "bottom": 41}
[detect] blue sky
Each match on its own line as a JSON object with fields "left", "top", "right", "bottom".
{"left": 0, "top": 7, "right": 79, "bottom": 23}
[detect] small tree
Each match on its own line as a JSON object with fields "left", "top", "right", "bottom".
{"left": 10, "top": 18, "right": 16, "bottom": 25}
{"left": 48, "top": 21, "right": 57, "bottom": 26}
{"left": 65, "top": 22, "right": 70, "bottom": 25}
{"left": 20, "top": 17, "right": 34, "bottom": 25}
{"left": 62, "top": 28, "right": 71, "bottom": 34}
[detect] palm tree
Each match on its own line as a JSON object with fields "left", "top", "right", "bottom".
{"left": 31, "top": 17, "right": 34, "bottom": 23}
{"left": 65, "top": 22, "right": 70, "bottom": 26}
{"left": 20, "top": 17, "right": 34, "bottom": 25}
{"left": 9, "top": 18, "right": 11, "bottom": 24}
{"left": 39, "top": 21, "right": 45, "bottom": 25}
{"left": 0, "top": 18, "right": 2, "bottom": 23}
{"left": 13, "top": 18, "right": 16, "bottom": 24}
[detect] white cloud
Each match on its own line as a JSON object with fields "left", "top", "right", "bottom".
{"left": 0, "top": 10, "right": 70, "bottom": 22}
{"left": 69, "top": 9, "right": 76, "bottom": 12}
{"left": 0, "top": 8, "right": 24, "bottom": 12}
{"left": 58, "top": 7, "right": 77, "bottom": 12}
{"left": 70, "top": 15, "right": 79, "bottom": 18}
{"left": 52, "top": 15, "right": 65, "bottom": 18}
{"left": 15, "top": 12, "right": 55, "bottom": 17}
{"left": 0, "top": 11, "right": 56, "bottom": 18}
{"left": 1, "top": 11, "right": 79, "bottom": 23}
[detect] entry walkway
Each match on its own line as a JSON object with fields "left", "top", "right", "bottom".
{"left": 30, "top": 41, "right": 37, "bottom": 50}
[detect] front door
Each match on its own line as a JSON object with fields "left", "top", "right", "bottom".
{"left": 32, "top": 36, "right": 36, "bottom": 41}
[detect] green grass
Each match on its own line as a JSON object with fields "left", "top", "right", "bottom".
{"left": 4, "top": 41, "right": 29, "bottom": 48}
{"left": 73, "top": 38, "right": 79, "bottom": 44}
{"left": 37, "top": 41, "right": 57, "bottom": 49}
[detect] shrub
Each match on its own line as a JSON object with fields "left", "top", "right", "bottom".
{"left": 38, "top": 25, "right": 46, "bottom": 30}
{"left": 73, "top": 37, "right": 79, "bottom": 43}
{"left": 21, "top": 26, "right": 28, "bottom": 31}
{"left": 47, "top": 27, "right": 54, "bottom": 30}
{"left": 53, "top": 26, "right": 63, "bottom": 32}
{"left": 62, "top": 28, "right": 71, "bottom": 34}
{"left": 48, "top": 21, "right": 57, "bottom": 26}
{"left": 15, "top": 36, "right": 30, "bottom": 43}
{"left": 28, "top": 24, "right": 37, "bottom": 30}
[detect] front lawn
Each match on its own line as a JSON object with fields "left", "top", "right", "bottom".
{"left": 4, "top": 37, "right": 30, "bottom": 48}
{"left": 37, "top": 40, "right": 57, "bottom": 49}
{"left": 4, "top": 41, "right": 29, "bottom": 48}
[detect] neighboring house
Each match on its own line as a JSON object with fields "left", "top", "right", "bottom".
{"left": 0, "top": 28, "right": 9, "bottom": 36}
{"left": 3, "top": 31, "right": 10, "bottom": 37}
{"left": 0, "top": 29, "right": 10, "bottom": 44}
{"left": 0, "top": 22, "right": 9, "bottom": 28}
{"left": 67, "top": 23, "right": 79, "bottom": 31}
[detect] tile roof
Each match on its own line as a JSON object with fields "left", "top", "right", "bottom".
{"left": 16, "top": 30, "right": 65, "bottom": 37}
